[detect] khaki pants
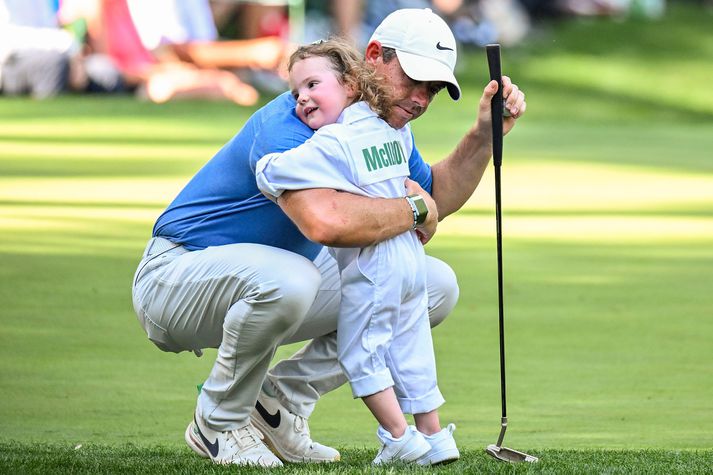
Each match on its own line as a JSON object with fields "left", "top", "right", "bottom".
{"left": 132, "top": 237, "right": 459, "bottom": 430}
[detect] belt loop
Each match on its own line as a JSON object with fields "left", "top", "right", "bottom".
{"left": 144, "top": 238, "right": 157, "bottom": 258}
{"left": 143, "top": 237, "right": 183, "bottom": 259}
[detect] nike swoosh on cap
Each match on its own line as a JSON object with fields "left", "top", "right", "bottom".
{"left": 194, "top": 417, "right": 220, "bottom": 458}
{"left": 255, "top": 400, "right": 281, "bottom": 429}
{"left": 436, "top": 42, "right": 454, "bottom": 51}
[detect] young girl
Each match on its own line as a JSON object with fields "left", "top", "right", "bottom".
{"left": 255, "top": 39, "right": 458, "bottom": 465}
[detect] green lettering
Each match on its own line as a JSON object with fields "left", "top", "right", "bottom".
{"left": 378, "top": 148, "right": 387, "bottom": 168}
{"left": 395, "top": 142, "right": 404, "bottom": 164}
{"left": 363, "top": 142, "right": 406, "bottom": 171}
{"left": 390, "top": 142, "right": 399, "bottom": 165}
{"left": 362, "top": 146, "right": 380, "bottom": 171}
{"left": 383, "top": 143, "right": 392, "bottom": 165}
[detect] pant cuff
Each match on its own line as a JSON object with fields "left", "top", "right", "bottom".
{"left": 398, "top": 386, "right": 445, "bottom": 414}
{"left": 349, "top": 368, "right": 394, "bottom": 398}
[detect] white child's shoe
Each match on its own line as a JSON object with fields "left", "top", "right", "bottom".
{"left": 372, "top": 425, "right": 431, "bottom": 465}
{"left": 417, "top": 423, "right": 460, "bottom": 465}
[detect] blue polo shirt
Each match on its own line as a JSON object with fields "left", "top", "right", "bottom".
{"left": 152, "top": 92, "right": 433, "bottom": 260}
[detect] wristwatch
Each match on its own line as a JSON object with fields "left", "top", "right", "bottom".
{"left": 405, "top": 194, "right": 428, "bottom": 229}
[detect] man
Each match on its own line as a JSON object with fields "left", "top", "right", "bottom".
{"left": 131, "top": 8, "right": 526, "bottom": 468}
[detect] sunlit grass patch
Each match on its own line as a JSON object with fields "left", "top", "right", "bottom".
{"left": 0, "top": 178, "right": 185, "bottom": 205}
{"left": 437, "top": 214, "right": 713, "bottom": 243}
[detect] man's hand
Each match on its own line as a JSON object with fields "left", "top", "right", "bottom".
{"left": 405, "top": 179, "right": 438, "bottom": 244}
{"left": 479, "top": 75, "right": 526, "bottom": 136}
{"left": 429, "top": 75, "right": 526, "bottom": 220}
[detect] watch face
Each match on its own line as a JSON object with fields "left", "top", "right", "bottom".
{"left": 410, "top": 195, "right": 428, "bottom": 224}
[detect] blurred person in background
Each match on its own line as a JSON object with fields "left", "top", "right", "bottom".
{"left": 209, "top": 0, "right": 289, "bottom": 39}
{"left": 59, "top": 0, "right": 260, "bottom": 105}
{"left": 301, "top": 0, "right": 530, "bottom": 48}
{"left": 432, "top": 0, "right": 531, "bottom": 47}
{"left": 203, "top": 0, "right": 300, "bottom": 92}
{"left": 526, "top": 0, "right": 665, "bottom": 18}
{"left": 0, "top": 0, "right": 78, "bottom": 98}
{"left": 126, "top": 0, "right": 289, "bottom": 75}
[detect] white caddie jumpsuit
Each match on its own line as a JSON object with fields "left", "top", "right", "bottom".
{"left": 256, "top": 101, "right": 444, "bottom": 414}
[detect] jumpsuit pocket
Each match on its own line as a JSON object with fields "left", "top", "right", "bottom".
{"left": 354, "top": 245, "right": 382, "bottom": 287}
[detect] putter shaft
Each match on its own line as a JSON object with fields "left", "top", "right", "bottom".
{"left": 484, "top": 43, "right": 538, "bottom": 465}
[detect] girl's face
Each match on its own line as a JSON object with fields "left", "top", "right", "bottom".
{"left": 290, "top": 56, "right": 354, "bottom": 130}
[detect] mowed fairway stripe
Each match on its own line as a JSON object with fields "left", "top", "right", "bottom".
{"left": 2, "top": 159, "right": 712, "bottom": 247}
{"left": 0, "top": 178, "right": 185, "bottom": 205}
{"left": 439, "top": 215, "right": 713, "bottom": 242}
{"left": 0, "top": 140, "right": 214, "bottom": 160}
{"left": 464, "top": 161, "right": 713, "bottom": 212}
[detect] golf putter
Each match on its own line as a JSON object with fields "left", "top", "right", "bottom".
{"left": 484, "top": 44, "right": 538, "bottom": 464}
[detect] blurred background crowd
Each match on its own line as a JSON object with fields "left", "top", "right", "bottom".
{"left": 0, "top": 0, "right": 706, "bottom": 104}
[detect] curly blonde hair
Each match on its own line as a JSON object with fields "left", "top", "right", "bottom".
{"left": 288, "top": 38, "right": 392, "bottom": 119}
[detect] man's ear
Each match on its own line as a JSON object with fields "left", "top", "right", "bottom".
{"left": 364, "top": 41, "right": 382, "bottom": 65}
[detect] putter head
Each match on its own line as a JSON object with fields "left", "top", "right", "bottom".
{"left": 486, "top": 444, "right": 539, "bottom": 463}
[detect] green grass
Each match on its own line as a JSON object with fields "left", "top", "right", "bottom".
{"left": 1, "top": 3, "right": 712, "bottom": 472}
{"left": 2, "top": 443, "right": 712, "bottom": 474}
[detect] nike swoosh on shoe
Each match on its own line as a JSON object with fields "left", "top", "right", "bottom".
{"left": 255, "top": 400, "right": 281, "bottom": 429}
{"left": 194, "top": 417, "right": 220, "bottom": 458}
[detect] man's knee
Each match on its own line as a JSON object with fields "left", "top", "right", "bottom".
{"left": 258, "top": 259, "right": 323, "bottom": 335}
{"left": 277, "top": 265, "right": 322, "bottom": 316}
{"left": 425, "top": 256, "right": 459, "bottom": 328}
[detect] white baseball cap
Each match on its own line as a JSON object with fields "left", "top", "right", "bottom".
{"left": 369, "top": 8, "right": 461, "bottom": 101}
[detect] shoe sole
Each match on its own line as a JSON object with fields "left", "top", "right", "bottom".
{"left": 434, "top": 456, "right": 460, "bottom": 466}
{"left": 184, "top": 423, "right": 210, "bottom": 459}
{"left": 423, "top": 455, "right": 460, "bottom": 466}
{"left": 418, "top": 449, "right": 461, "bottom": 466}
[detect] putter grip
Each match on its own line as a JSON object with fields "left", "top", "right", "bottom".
{"left": 486, "top": 44, "right": 503, "bottom": 167}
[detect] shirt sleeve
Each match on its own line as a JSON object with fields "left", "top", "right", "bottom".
{"left": 405, "top": 130, "right": 433, "bottom": 194}
{"left": 247, "top": 93, "right": 315, "bottom": 172}
{"left": 255, "top": 126, "right": 365, "bottom": 199}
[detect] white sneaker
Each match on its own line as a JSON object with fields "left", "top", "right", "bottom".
{"left": 372, "top": 425, "right": 431, "bottom": 465}
{"left": 417, "top": 423, "right": 460, "bottom": 465}
{"left": 185, "top": 413, "right": 283, "bottom": 467}
{"left": 250, "top": 391, "right": 341, "bottom": 463}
